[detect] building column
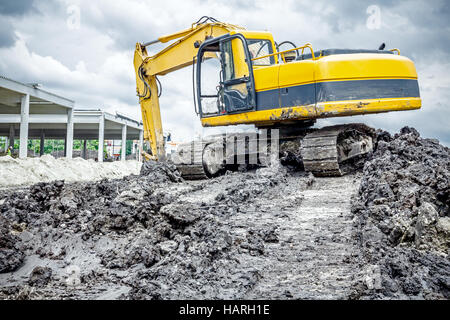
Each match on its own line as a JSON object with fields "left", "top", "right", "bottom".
{"left": 121, "top": 124, "right": 127, "bottom": 161}
{"left": 82, "top": 140, "right": 87, "bottom": 159}
{"left": 98, "top": 114, "right": 104, "bottom": 162}
{"left": 40, "top": 130, "right": 45, "bottom": 156}
{"left": 8, "top": 125, "right": 14, "bottom": 149}
{"left": 19, "top": 94, "right": 30, "bottom": 158}
{"left": 66, "top": 108, "right": 74, "bottom": 159}
{"left": 4, "top": 137, "right": 8, "bottom": 152}
{"left": 138, "top": 129, "right": 144, "bottom": 162}
{"left": 63, "top": 136, "right": 67, "bottom": 157}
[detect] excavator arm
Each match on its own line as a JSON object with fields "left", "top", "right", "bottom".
{"left": 133, "top": 17, "right": 243, "bottom": 160}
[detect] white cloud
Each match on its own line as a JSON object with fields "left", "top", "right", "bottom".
{"left": 0, "top": 34, "right": 140, "bottom": 118}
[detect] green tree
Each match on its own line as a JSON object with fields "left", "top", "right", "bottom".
{"left": 126, "top": 140, "right": 133, "bottom": 155}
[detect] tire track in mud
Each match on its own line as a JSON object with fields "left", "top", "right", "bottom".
{"left": 239, "top": 175, "right": 361, "bottom": 299}
{"left": 180, "top": 173, "right": 362, "bottom": 299}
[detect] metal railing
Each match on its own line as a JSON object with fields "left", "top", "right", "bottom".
{"left": 252, "top": 44, "right": 402, "bottom": 63}
{"left": 251, "top": 43, "right": 316, "bottom": 63}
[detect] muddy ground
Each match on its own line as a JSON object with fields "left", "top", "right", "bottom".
{"left": 352, "top": 127, "right": 449, "bottom": 299}
{"left": 0, "top": 128, "right": 448, "bottom": 300}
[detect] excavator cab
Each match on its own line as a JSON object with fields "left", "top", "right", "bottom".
{"left": 196, "top": 34, "right": 256, "bottom": 117}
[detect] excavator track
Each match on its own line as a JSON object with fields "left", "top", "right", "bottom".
{"left": 300, "top": 124, "right": 375, "bottom": 177}
{"left": 172, "top": 124, "right": 375, "bottom": 179}
{"left": 173, "top": 133, "right": 263, "bottom": 180}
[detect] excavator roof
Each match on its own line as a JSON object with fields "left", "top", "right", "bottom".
{"left": 229, "top": 30, "right": 274, "bottom": 40}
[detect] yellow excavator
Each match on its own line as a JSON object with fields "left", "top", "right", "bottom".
{"left": 133, "top": 16, "right": 421, "bottom": 178}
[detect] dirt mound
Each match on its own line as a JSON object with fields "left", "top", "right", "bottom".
{"left": 352, "top": 127, "right": 450, "bottom": 299}
{"left": 0, "top": 215, "right": 24, "bottom": 273}
{"left": 213, "top": 164, "right": 288, "bottom": 210}
{"left": 0, "top": 155, "right": 141, "bottom": 187}
{"left": 125, "top": 166, "right": 291, "bottom": 300}
{"left": 140, "top": 160, "right": 182, "bottom": 183}
{"left": 0, "top": 163, "right": 180, "bottom": 283}
{"left": 1, "top": 177, "right": 172, "bottom": 241}
{"left": 0, "top": 158, "right": 309, "bottom": 299}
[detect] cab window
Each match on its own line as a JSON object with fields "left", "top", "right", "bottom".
{"left": 199, "top": 49, "right": 223, "bottom": 115}
{"left": 222, "top": 40, "right": 235, "bottom": 81}
{"left": 247, "top": 39, "right": 275, "bottom": 66}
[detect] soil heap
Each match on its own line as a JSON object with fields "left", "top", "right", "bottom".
{"left": 352, "top": 127, "right": 449, "bottom": 299}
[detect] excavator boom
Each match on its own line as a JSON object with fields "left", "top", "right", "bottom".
{"left": 133, "top": 17, "right": 243, "bottom": 160}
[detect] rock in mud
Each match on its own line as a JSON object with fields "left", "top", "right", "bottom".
{"left": 279, "top": 140, "right": 304, "bottom": 170}
{"left": 28, "top": 266, "right": 52, "bottom": 287}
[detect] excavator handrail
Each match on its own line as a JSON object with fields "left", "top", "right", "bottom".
{"left": 252, "top": 43, "right": 316, "bottom": 63}
{"left": 390, "top": 48, "right": 401, "bottom": 55}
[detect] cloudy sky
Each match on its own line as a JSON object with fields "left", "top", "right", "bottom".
{"left": 0, "top": 0, "right": 449, "bottom": 145}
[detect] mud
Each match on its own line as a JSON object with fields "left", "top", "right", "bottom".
{"left": 139, "top": 160, "right": 182, "bottom": 183}
{"left": 0, "top": 215, "right": 25, "bottom": 273}
{"left": 0, "top": 157, "right": 363, "bottom": 299}
{"left": 0, "top": 127, "right": 448, "bottom": 300}
{"left": 279, "top": 140, "right": 304, "bottom": 170}
{"left": 351, "top": 127, "right": 450, "bottom": 299}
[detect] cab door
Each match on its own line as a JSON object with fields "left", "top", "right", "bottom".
{"left": 196, "top": 34, "right": 256, "bottom": 117}
{"left": 220, "top": 34, "right": 256, "bottom": 113}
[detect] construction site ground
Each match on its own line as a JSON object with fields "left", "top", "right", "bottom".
{"left": 0, "top": 127, "right": 448, "bottom": 300}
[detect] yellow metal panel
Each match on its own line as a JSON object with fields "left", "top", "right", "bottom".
{"left": 201, "top": 103, "right": 316, "bottom": 127}
{"left": 231, "top": 30, "right": 274, "bottom": 39}
{"left": 278, "top": 60, "right": 315, "bottom": 88}
{"left": 139, "top": 76, "right": 165, "bottom": 159}
{"left": 144, "top": 24, "right": 240, "bottom": 76}
{"left": 158, "top": 27, "right": 196, "bottom": 43}
{"left": 316, "top": 97, "right": 421, "bottom": 117}
{"left": 201, "top": 97, "right": 421, "bottom": 127}
{"left": 231, "top": 38, "right": 249, "bottom": 78}
{"left": 315, "top": 54, "right": 418, "bottom": 82}
{"left": 253, "top": 64, "right": 279, "bottom": 91}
